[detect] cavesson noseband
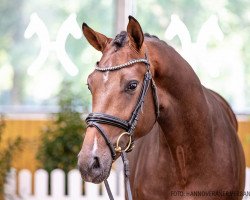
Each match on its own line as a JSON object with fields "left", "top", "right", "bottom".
{"left": 85, "top": 53, "right": 159, "bottom": 200}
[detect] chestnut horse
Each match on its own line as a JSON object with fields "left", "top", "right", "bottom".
{"left": 78, "top": 16, "right": 245, "bottom": 200}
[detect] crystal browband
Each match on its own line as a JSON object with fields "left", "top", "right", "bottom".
{"left": 95, "top": 58, "right": 150, "bottom": 71}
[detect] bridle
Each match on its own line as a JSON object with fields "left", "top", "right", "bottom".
{"left": 85, "top": 53, "right": 159, "bottom": 200}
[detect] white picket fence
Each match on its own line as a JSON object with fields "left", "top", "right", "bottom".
{"left": 4, "top": 168, "right": 125, "bottom": 200}
{"left": 4, "top": 168, "right": 250, "bottom": 200}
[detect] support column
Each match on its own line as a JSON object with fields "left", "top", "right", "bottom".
{"left": 114, "top": 0, "right": 136, "bottom": 34}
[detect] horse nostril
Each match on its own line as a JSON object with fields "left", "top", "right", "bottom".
{"left": 92, "top": 156, "right": 101, "bottom": 169}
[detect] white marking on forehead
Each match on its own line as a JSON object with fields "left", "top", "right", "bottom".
{"left": 92, "top": 135, "right": 98, "bottom": 155}
{"left": 103, "top": 71, "right": 109, "bottom": 83}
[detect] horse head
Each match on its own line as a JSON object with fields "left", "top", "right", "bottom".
{"left": 78, "top": 16, "right": 158, "bottom": 183}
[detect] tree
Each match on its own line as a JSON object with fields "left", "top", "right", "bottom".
{"left": 0, "top": 116, "right": 22, "bottom": 200}
{"left": 36, "top": 81, "right": 86, "bottom": 172}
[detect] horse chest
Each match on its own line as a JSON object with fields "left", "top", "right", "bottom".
{"left": 129, "top": 137, "right": 178, "bottom": 199}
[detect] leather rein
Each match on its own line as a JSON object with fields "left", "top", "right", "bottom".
{"left": 85, "top": 53, "right": 159, "bottom": 200}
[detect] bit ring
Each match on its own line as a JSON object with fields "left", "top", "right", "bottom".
{"left": 115, "top": 132, "right": 132, "bottom": 153}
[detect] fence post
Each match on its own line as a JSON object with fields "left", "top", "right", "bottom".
{"left": 85, "top": 182, "right": 100, "bottom": 199}
{"left": 118, "top": 171, "right": 125, "bottom": 200}
{"left": 68, "top": 169, "right": 82, "bottom": 198}
{"left": 103, "top": 171, "right": 117, "bottom": 199}
{"left": 4, "top": 168, "right": 17, "bottom": 200}
{"left": 18, "top": 169, "right": 32, "bottom": 198}
{"left": 51, "top": 169, "right": 65, "bottom": 198}
{"left": 34, "top": 169, "right": 48, "bottom": 198}
{"left": 245, "top": 167, "right": 250, "bottom": 200}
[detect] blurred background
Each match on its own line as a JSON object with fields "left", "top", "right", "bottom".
{"left": 0, "top": 0, "right": 250, "bottom": 199}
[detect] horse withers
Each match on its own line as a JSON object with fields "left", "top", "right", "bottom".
{"left": 77, "top": 16, "right": 245, "bottom": 200}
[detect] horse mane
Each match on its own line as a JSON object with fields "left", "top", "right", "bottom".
{"left": 113, "top": 31, "right": 162, "bottom": 47}
{"left": 144, "top": 33, "right": 159, "bottom": 39}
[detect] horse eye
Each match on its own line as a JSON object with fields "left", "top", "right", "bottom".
{"left": 126, "top": 81, "right": 138, "bottom": 91}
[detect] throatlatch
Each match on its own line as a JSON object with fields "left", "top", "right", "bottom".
{"left": 85, "top": 53, "right": 159, "bottom": 200}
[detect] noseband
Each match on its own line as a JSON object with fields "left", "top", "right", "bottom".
{"left": 85, "top": 53, "right": 159, "bottom": 200}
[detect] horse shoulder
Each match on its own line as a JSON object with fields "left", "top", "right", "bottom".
{"left": 204, "top": 87, "right": 238, "bottom": 131}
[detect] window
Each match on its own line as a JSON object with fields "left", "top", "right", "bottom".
{"left": 1, "top": 0, "right": 250, "bottom": 114}
{"left": 136, "top": 0, "right": 250, "bottom": 114}
{"left": 0, "top": 0, "right": 114, "bottom": 113}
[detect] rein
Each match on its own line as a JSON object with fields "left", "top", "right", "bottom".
{"left": 85, "top": 53, "right": 159, "bottom": 200}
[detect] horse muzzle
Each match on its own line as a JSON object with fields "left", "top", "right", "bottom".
{"left": 78, "top": 150, "right": 112, "bottom": 184}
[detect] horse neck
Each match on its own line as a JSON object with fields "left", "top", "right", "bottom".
{"left": 146, "top": 39, "right": 212, "bottom": 147}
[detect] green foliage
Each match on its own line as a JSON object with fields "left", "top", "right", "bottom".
{"left": 0, "top": 116, "right": 22, "bottom": 200}
{"left": 36, "top": 82, "right": 86, "bottom": 172}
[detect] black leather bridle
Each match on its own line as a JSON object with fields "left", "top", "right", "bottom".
{"left": 85, "top": 53, "right": 159, "bottom": 200}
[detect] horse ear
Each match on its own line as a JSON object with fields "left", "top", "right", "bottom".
{"left": 82, "top": 23, "right": 111, "bottom": 52}
{"left": 127, "top": 16, "right": 144, "bottom": 51}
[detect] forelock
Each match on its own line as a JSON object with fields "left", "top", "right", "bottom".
{"left": 112, "top": 32, "right": 161, "bottom": 47}
{"left": 113, "top": 31, "right": 127, "bottom": 47}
